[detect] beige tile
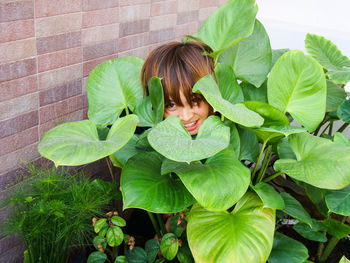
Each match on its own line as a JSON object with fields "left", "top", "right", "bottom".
{"left": 118, "top": 45, "right": 150, "bottom": 60}
{"left": 0, "top": 93, "right": 38, "bottom": 121}
{"left": 150, "top": 14, "right": 176, "bottom": 31}
{"left": 178, "top": 0, "right": 199, "bottom": 12}
{"left": 0, "top": 38, "right": 36, "bottom": 64}
{"left": 82, "top": 23, "right": 119, "bottom": 46}
{"left": 35, "top": 12, "right": 82, "bottom": 38}
{"left": 199, "top": 6, "right": 217, "bottom": 21}
{"left": 120, "top": 4, "right": 150, "bottom": 22}
{"left": 38, "top": 63, "right": 83, "bottom": 90}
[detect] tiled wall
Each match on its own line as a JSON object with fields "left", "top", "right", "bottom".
{"left": 0, "top": 0, "right": 225, "bottom": 261}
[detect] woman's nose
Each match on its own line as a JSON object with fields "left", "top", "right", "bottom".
{"left": 179, "top": 106, "right": 194, "bottom": 121}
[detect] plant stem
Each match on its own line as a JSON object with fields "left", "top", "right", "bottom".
{"left": 156, "top": 213, "right": 167, "bottom": 236}
{"left": 106, "top": 157, "right": 115, "bottom": 183}
{"left": 319, "top": 122, "right": 331, "bottom": 137}
{"left": 262, "top": 171, "right": 283, "bottom": 183}
{"left": 147, "top": 212, "right": 161, "bottom": 238}
{"left": 337, "top": 122, "right": 349, "bottom": 133}
{"left": 221, "top": 114, "right": 224, "bottom": 122}
{"left": 252, "top": 141, "right": 267, "bottom": 182}
{"left": 328, "top": 121, "right": 333, "bottom": 136}
{"left": 319, "top": 216, "right": 348, "bottom": 262}
{"left": 319, "top": 236, "right": 339, "bottom": 262}
{"left": 125, "top": 107, "right": 129, "bottom": 115}
{"left": 256, "top": 145, "right": 272, "bottom": 184}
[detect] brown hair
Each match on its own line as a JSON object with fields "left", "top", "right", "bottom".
{"left": 141, "top": 41, "right": 215, "bottom": 107}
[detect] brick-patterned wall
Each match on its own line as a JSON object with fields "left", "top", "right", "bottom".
{"left": 0, "top": 0, "right": 225, "bottom": 261}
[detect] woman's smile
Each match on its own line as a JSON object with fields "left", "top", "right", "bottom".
{"left": 164, "top": 91, "right": 210, "bottom": 135}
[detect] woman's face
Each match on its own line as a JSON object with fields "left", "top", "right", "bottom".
{"left": 164, "top": 91, "right": 210, "bottom": 135}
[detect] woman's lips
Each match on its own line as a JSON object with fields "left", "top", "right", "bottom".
{"left": 183, "top": 120, "right": 198, "bottom": 131}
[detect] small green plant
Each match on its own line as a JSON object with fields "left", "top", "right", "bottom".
{"left": 2, "top": 165, "right": 116, "bottom": 263}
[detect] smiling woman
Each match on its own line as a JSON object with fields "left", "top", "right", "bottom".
{"left": 140, "top": 41, "right": 215, "bottom": 135}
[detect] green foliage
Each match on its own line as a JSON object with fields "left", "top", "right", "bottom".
{"left": 36, "top": 1, "right": 350, "bottom": 262}
{"left": 3, "top": 166, "right": 113, "bottom": 263}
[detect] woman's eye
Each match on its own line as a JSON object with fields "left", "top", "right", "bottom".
{"left": 165, "top": 102, "right": 176, "bottom": 109}
{"left": 192, "top": 97, "right": 201, "bottom": 105}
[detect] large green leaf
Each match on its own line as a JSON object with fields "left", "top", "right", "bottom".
{"left": 145, "top": 239, "right": 160, "bottom": 263}
{"left": 249, "top": 126, "right": 307, "bottom": 145}
{"left": 271, "top": 49, "right": 289, "bottom": 67}
{"left": 242, "top": 101, "right": 289, "bottom": 127}
{"left": 148, "top": 115, "right": 230, "bottom": 163}
{"left": 293, "top": 220, "right": 327, "bottom": 242}
{"left": 326, "top": 80, "right": 346, "bottom": 112}
{"left": 215, "top": 63, "right": 243, "bottom": 104}
{"left": 241, "top": 81, "right": 268, "bottom": 103}
{"left": 87, "top": 57, "right": 144, "bottom": 126}
{"left": 305, "top": 33, "right": 350, "bottom": 84}
{"left": 280, "top": 192, "right": 313, "bottom": 227}
{"left": 194, "top": 0, "right": 257, "bottom": 57}
{"left": 38, "top": 115, "right": 138, "bottom": 166}
{"left": 267, "top": 50, "right": 326, "bottom": 132}
{"left": 193, "top": 75, "right": 264, "bottom": 127}
{"left": 224, "top": 120, "right": 241, "bottom": 158}
{"left": 337, "top": 100, "right": 350, "bottom": 123}
{"left": 238, "top": 127, "right": 259, "bottom": 162}
{"left": 268, "top": 232, "right": 308, "bottom": 263}
{"left": 334, "top": 132, "right": 350, "bottom": 146}
{"left": 252, "top": 182, "right": 285, "bottom": 209}
{"left": 106, "top": 226, "right": 124, "bottom": 247}
{"left": 323, "top": 218, "right": 350, "bottom": 239}
{"left": 219, "top": 20, "right": 272, "bottom": 87}
{"left": 274, "top": 132, "right": 350, "bottom": 189}
{"left": 126, "top": 247, "right": 147, "bottom": 263}
{"left": 110, "top": 134, "right": 142, "bottom": 168}
{"left": 162, "top": 146, "right": 250, "bottom": 211}
{"left": 325, "top": 185, "right": 350, "bottom": 216}
{"left": 135, "top": 77, "right": 164, "bottom": 127}
{"left": 120, "top": 152, "right": 195, "bottom": 213}
{"left": 277, "top": 137, "right": 296, "bottom": 160}
{"left": 339, "top": 256, "right": 350, "bottom": 263}
{"left": 187, "top": 192, "right": 275, "bottom": 263}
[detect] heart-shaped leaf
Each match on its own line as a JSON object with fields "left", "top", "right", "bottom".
{"left": 194, "top": 0, "right": 257, "bottom": 57}
{"left": 277, "top": 138, "right": 297, "bottom": 160}
{"left": 38, "top": 115, "right": 138, "bottom": 166}
{"left": 274, "top": 133, "right": 350, "bottom": 189}
{"left": 325, "top": 185, "right": 350, "bottom": 216}
{"left": 334, "top": 132, "right": 350, "bottom": 146}
{"left": 326, "top": 80, "right": 346, "bottom": 112}
{"left": 187, "top": 192, "right": 275, "bottom": 263}
{"left": 193, "top": 75, "right": 264, "bottom": 127}
{"left": 271, "top": 49, "right": 289, "bottom": 67}
{"left": 219, "top": 20, "right": 272, "bottom": 88}
{"left": 87, "top": 57, "right": 144, "bottom": 126}
{"left": 337, "top": 100, "right": 350, "bottom": 123}
{"left": 280, "top": 192, "right": 313, "bottom": 227}
{"left": 267, "top": 232, "right": 308, "bottom": 263}
{"left": 252, "top": 182, "right": 285, "bottom": 209}
{"left": 293, "top": 220, "right": 327, "bottom": 242}
{"left": 241, "top": 81, "right": 268, "bottom": 103}
{"left": 323, "top": 218, "right": 350, "bottom": 239}
{"left": 215, "top": 63, "right": 243, "bottom": 104}
{"left": 160, "top": 233, "right": 178, "bottom": 260}
{"left": 267, "top": 50, "right": 326, "bottom": 132}
{"left": 148, "top": 115, "right": 230, "bottom": 162}
{"left": 238, "top": 127, "right": 259, "bottom": 162}
{"left": 162, "top": 146, "right": 250, "bottom": 211}
{"left": 305, "top": 33, "right": 350, "bottom": 84}
{"left": 121, "top": 152, "right": 195, "bottom": 213}
{"left": 135, "top": 77, "right": 164, "bottom": 127}
{"left": 250, "top": 125, "right": 307, "bottom": 144}
{"left": 339, "top": 256, "right": 350, "bottom": 263}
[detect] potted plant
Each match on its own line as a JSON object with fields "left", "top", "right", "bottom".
{"left": 37, "top": 0, "right": 350, "bottom": 262}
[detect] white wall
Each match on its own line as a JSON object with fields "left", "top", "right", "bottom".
{"left": 256, "top": 0, "right": 350, "bottom": 57}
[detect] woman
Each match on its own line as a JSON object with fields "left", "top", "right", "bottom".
{"left": 140, "top": 41, "right": 215, "bottom": 135}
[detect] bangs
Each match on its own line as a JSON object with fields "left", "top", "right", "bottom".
{"left": 141, "top": 41, "right": 215, "bottom": 107}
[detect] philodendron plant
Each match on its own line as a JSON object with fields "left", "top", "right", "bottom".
{"left": 38, "top": 0, "right": 350, "bottom": 262}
